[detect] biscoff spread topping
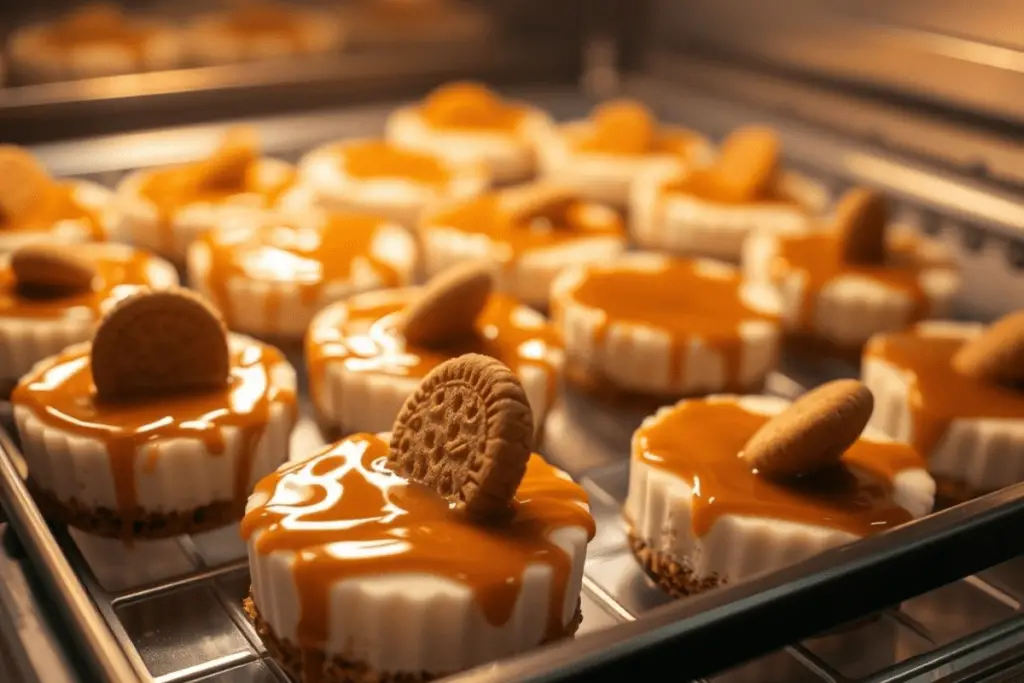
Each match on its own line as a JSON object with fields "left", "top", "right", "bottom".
{"left": 634, "top": 395, "right": 923, "bottom": 537}
{"left": 42, "top": 3, "right": 156, "bottom": 54}
{"left": 866, "top": 319, "right": 1024, "bottom": 460}
{"left": 0, "top": 244, "right": 160, "bottom": 319}
{"left": 340, "top": 140, "right": 451, "bottom": 187}
{"left": 575, "top": 99, "right": 702, "bottom": 157}
{"left": 420, "top": 82, "right": 528, "bottom": 132}
{"left": 196, "top": 215, "right": 403, "bottom": 332}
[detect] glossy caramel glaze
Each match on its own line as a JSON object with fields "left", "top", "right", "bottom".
{"left": 241, "top": 433, "right": 594, "bottom": 677}
{"left": 664, "top": 168, "right": 796, "bottom": 205}
{"left": 558, "top": 258, "right": 777, "bottom": 391}
{"left": 424, "top": 194, "right": 625, "bottom": 265}
{"left": 570, "top": 126, "right": 702, "bottom": 158}
{"left": 12, "top": 338, "right": 297, "bottom": 534}
{"left": 420, "top": 83, "right": 528, "bottom": 132}
{"left": 196, "top": 215, "right": 403, "bottom": 332}
{"left": 769, "top": 231, "right": 947, "bottom": 334}
{"left": 305, "top": 288, "right": 561, "bottom": 413}
{"left": 0, "top": 244, "right": 164, "bottom": 320}
{"left": 0, "top": 183, "right": 104, "bottom": 240}
{"left": 633, "top": 399, "right": 923, "bottom": 537}
{"left": 339, "top": 140, "right": 451, "bottom": 187}
{"left": 866, "top": 327, "right": 1024, "bottom": 458}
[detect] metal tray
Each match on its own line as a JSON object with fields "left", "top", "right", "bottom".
{"left": 3, "top": 85, "right": 1024, "bottom": 683}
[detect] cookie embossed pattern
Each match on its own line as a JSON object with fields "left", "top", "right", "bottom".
{"left": 2, "top": 89, "right": 1024, "bottom": 683}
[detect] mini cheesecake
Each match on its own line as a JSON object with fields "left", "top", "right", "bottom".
{"left": 188, "top": 212, "right": 417, "bottom": 341}
{"left": 864, "top": 317, "right": 1024, "bottom": 505}
{"left": 244, "top": 424, "right": 593, "bottom": 679}
{"left": 111, "top": 127, "right": 295, "bottom": 264}
{"left": 549, "top": 253, "right": 781, "bottom": 404}
{"left": 631, "top": 126, "right": 828, "bottom": 262}
{"left": 419, "top": 182, "right": 628, "bottom": 309}
{"left": 0, "top": 243, "right": 178, "bottom": 393}
{"left": 625, "top": 390, "right": 934, "bottom": 597}
{"left": 188, "top": 0, "right": 345, "bottom": 65}
{"left": 535, "top": 99, "right": 713, "bottom": 207}
{"left": 13, "top": 290, "right": 297, "bottom": 540}
{"left": 743, "top": 188, "right": 959, "bottom": 360}
{"left": 7, "top": 3, "right": 184, "bottom": 82}
{"left": 0, "top": 146, "right": 112, "bottom": 253}
{"left": 385, "top": 82, "right": 553, "bottom": 185}
{"left": 306, "top": 277, "right": 561, "bottom": 439}
{"left": 285, "top": 137, "right": 489, "bottom": 228}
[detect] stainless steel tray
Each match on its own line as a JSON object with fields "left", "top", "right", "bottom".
{"left": 3, "top": 85, "right": 1024, "bottom": 683}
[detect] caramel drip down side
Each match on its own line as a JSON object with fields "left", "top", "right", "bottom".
{"left": 635, "top": 401, "right": 921, "bottom": 537}
{"left": 12, "top": 341, "right": 297, "bottom": 537}
{"left": 341, "top": 141, "right": 451, "bottom": 187}
{"left": 199, "top": 216, "right": 401, "bottom": 333}
{"left": 568, "top": 261, "right": 774, "bottom": 393}
{"left": 867, "top": 330, "right": 1024, "bottom": 459}
{"left": 305, "top": 290, "right": 561, "bottom": 423}
{"left": 772, "top": 232, "right": 934, "bottom": 334}
{"left": 241, "top": 434, "right": 594, "bottom": 672}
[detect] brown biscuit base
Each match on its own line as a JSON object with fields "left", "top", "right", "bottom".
{"left": 244, "top": 593, "right": 583, "bottom": 683}
{"left": 29, "top": 480, "right": 244, "bottom": 540}
{"left": 628, "top": 531, "right": 722, "bottom": 598}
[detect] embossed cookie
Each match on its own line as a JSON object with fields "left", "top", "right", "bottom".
{"left": 401, "top": 262, "right": 494, "bottom": 346}
{"left": 389, "top": 353, "right": 534, "bottom": 522}
{"left": 91, "top": 288, "right": 230, "bottom": 401}
{"left": 11, "top": 244, "right": 98, "bottom": 296}
{"left": 740, "top": 379, "right": 875, "bottom": 478}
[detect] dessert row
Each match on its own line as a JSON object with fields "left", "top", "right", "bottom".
{"left": 2, "top": 83, "right": 1022, "bottom": 682}
{"left": 3, "top": 0, "right": 488, "bottom": 84}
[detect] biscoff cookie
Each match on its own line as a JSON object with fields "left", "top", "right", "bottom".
{"left": 91, "top": 288, "right": 230, "bottom": 401}
{"left": 743, "top": 187, "right": 959, "bottom": 360}
{"left": 0, "top": 146, "right": 112, "bottom": 253}
{"left": 13, "top": 289, "right": 297, "bottom": 540}
{"left": 243, "top": 374, "right": 593, "bottom": 681}
{"left": 534, "top": 99, "right": 713, "bottom": 207}
{"left": 0, "top": 243, "right": 178, "bottom": 395}
{"left": 401, "top": 262, "right": 494, "bottom": 346}
{"left": 389, "top": 354, "right": 534, "bottom": 522}
{"left": 863, "top": 316, "right": 1024, "bottom": 506}
{"left": 630, "top": 126, "right": 828, "bottom": 262}
{"left": 417, "top": 182, "right": 628, "bottom": 310}
{"left": 625, "top": 392, "right": 934, "bottom": 598}
{"left": 740, "top": 379, "right": 874, "bottom": 479}
{"left": 110, "top": 127, "right": 295, "bottom": 263}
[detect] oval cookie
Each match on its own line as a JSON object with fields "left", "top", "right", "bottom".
{"left": 10, "top": 244, "right": 98, "bottom": 295}
{"left": 401, "top": 262, "right": 494, "bottom": 346}
{"left": 952, "top": 311, "right": 1024, "bottom": 385}
{"left": 91, "top": 289, "right": 231, "bottom": 401}
{"left": 388, "top": 353, "right": 534, "bottom": 522}
{"left": 740, "top": 379, "right": 874, "bottom": 479}
{"left": 837, "top": 187, "right": 888, "bottom": 265}
{"left": 712, "top": 126, "right": 779, "bottom": 203}
{"left": 592, "top": 99, "right": 655, "bottom": 154}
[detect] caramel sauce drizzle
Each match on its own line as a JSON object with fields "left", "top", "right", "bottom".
{"left": 770, "top": 231, "right": 937, "bottom": 335}
{"left": 0, "top": 183, "right": 104, "bottom": 240}
{"left": 198, "top": 215, "right": 402, "bottom": 333}
{"left": 138, "top": 162, "right": 294, "bottom": 255}
{"left": 563, "top": 259, "right": 776, "bottom": 393}
{"left": 306, "top": 289, "right": 561, "bottom": 418}
{"left": 12, "top": 341, "right": 297, "bottom": 534}
{"left": 340, "top": 141, "right": 451, "bottom": 187}
{"left": 0, "top": 245, "right": 159, "bottom": 320}
{"left": 634, "top": 400, "right": 921, "bottom": 537}
{"left": 425, "top": 195, "right": 625, "bottom": 274}
{"left": 572, "top": 127, "right": 701, "bottom": 158}
{"left": 866, "top": 329, "right": 1024, "bottom": 460}
{"left": 420, "top": 88, "right": 528, "bottom": 132}
{"left": 241, "top": 433, "right": 595, "bottom": 674}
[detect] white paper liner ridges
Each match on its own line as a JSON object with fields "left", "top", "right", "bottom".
{"left": 742, "top": 228, "right": 961, "bottom": 349}
{"left": 863, "top": 321, "right": 1024, "bottom": 494}
{"left": 624, "top": 395, "right": 935, "bottom": 586}
{"left": 247, "top": 516, "right": 587, "bottom": 674}
{"left": 13, "top": 336, "right": 296, "bottom": 513}
{"left": 631, "top": 166, "right": 829, "bottom": 262}
{"left": 534, "top": 121, "right": 715, "bottom": 207}
{"left": 550, "top": 253, "right": 781, "bottom": 396}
